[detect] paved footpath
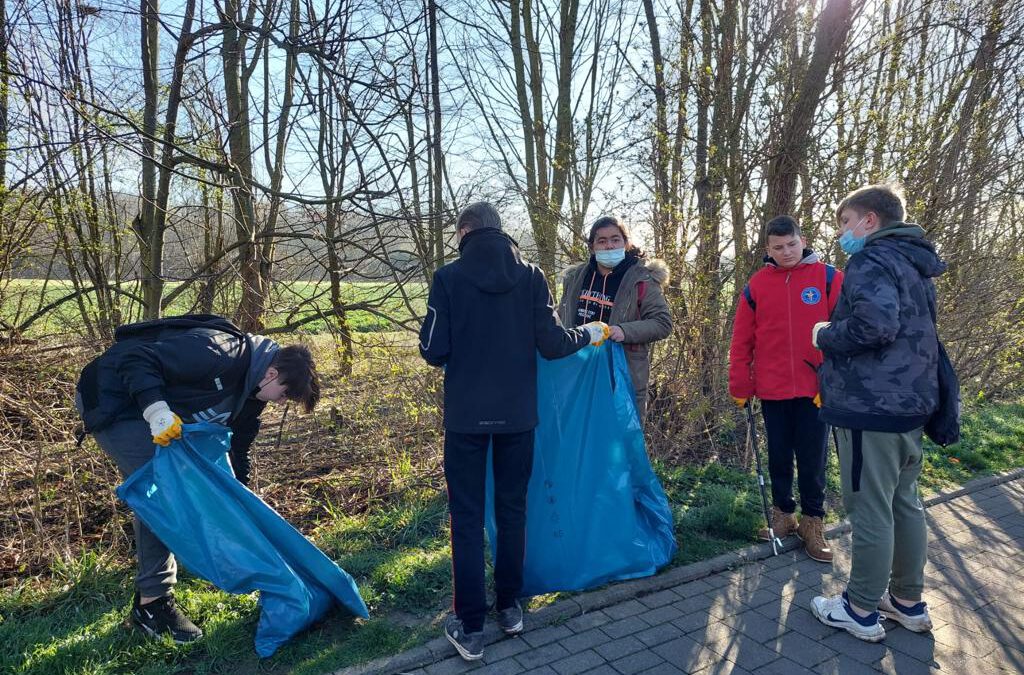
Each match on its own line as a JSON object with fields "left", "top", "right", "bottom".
{"left": 346, "top": 473, "right": 1024, "bottom": 675}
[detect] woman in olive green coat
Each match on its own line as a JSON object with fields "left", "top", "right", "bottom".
{"left": 558, "top": 216, "right": 673, "bottom": 422}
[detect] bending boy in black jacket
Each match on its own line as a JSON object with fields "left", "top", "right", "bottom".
{"left": 419, "top": 202, "right": 607, "bottom": 661}
{"left": 76, "top": 315, "right": 320, "bottom": 644}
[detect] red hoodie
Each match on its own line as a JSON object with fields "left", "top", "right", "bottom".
{"left": 729, "top": 251, "right": 843, "bottom": 400}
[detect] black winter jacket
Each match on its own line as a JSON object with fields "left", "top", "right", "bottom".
{"left": 76, "top": 315, "right": 275, "bottom": 484}
{"left": 419, "top": 228, "right": 590, "bottom": 433}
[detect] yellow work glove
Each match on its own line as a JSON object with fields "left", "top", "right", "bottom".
{"left": 142, "top": 401, "right": 183, "bottom": 446}
{"left": 582, "top": 321, "right": 611, "bottom": 347}
{"left": 733, "top": 397, "right": 748, "bottom": 409}
{"left": 813, "top": 393, "right": 822, "bottom": 408}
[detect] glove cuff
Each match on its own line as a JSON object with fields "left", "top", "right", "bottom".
{"left": 142, "top": 400, "right": 171, "bottom": 423}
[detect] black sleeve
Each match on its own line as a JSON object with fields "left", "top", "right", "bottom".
{"left": 419, "top": 271, "right": 452, "bottom": 367}
{"left": 228, "top": 399, "right": 267, "bottom": 486}
{"left": 533, "top": 268, "right": 589, "bottom": 360}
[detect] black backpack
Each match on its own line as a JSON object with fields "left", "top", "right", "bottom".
{"left": 924, "top": 338, "right": 961, "bottom": 447}
{"left": 924, "top": 289, "right": 960, "bottom": 447}
{"left": 112, "top": 313, "right": 245, "bottom": 343}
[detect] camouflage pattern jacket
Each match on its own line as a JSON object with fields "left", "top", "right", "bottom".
{"left": 817, "top": 224, "right": 946, "bottom": 432}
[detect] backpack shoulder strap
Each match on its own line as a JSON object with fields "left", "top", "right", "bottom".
{"left": 743, "top": 284, "right": 755, "bottom": 311}
{"left": 824, "top": 264, "right": 836, "bottom": 300}
{"left": 636, "top": 280, "right": 647, "bottom": 312}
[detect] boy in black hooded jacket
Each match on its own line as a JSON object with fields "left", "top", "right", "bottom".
{"left": 419, "top": 202, "right": 607, "bottom": 660}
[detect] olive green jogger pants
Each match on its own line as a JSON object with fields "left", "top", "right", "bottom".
{"left": 835, "top": 426, "right": 928, "bottom": 611}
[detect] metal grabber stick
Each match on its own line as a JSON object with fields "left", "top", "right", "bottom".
{"left": 746, "top": 402, "right": 783, "bottom": 555}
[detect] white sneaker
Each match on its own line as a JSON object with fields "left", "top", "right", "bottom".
{"left": 811, "top": 592, "right": 886, "bottom": 642}
{"left": 878, "top": 592, "right": 933, "bottom": 632}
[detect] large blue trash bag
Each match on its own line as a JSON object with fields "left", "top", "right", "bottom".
{"left": 116, "top": 422, "right": 369, "bottom": 657}
{"left": 486, "top": 343, "right": 676, "bottom": 596}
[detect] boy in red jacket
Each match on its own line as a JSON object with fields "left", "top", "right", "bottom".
{"left": 729, "top": 215, "right": 843, "bottom": 563}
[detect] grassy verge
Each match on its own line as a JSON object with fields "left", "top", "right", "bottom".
{"left": 3, "top": 400, "right": 1023, "bottom": 674}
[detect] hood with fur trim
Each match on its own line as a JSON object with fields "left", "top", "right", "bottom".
{"left": 644, "top": 258, "right": 670, "bottom": 285}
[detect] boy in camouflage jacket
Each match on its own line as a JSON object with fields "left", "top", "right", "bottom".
{"left": 810, "top": 185, "right": 943, "bottom": 643}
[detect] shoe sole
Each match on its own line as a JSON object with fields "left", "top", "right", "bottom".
{"left": 445, "top": 631, "right": 483, "bottom": 661}
{"left": 880, "top": 610, "right": 933, "bottom": 633}
{"left": 500, "top": 619, "right": 524, "bottom": 635}
{"left": 810, "top": 602, "right": 886, "bottom": 643}
{"left": 131, "top": 615, "right": 203, "bottom": 645}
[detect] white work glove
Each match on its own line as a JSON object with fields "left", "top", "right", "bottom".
{"left": 142, "top": 401, "right": 183, "bottom": 446}
{"left": 812, "top": 321, "right": 831, "bottom": 349}
{"left": 582, "top": 321, "right": 611, "bottom": 346}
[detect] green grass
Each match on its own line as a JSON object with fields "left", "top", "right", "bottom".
{"left": 3, "top": 400, "right": 1023, "bottom": 674}
{"left": 918, "top": 399, "right": 1024, "bottom": 490}
{"left": 1, "top": 493, "right": 449, "bottom": 675}
{"left": 658, "top": 461, "right": 767, "bottom": 564}
{"left": 0, "top": 279, "right": 426, "bottom": 337}
{"left": 318, "top": 491, "right": 452, "bottom": 613}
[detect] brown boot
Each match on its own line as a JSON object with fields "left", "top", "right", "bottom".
{"left": 797, "top": 515, "right": 833, "bottom": 563}
{"left": 758, "top": 506, "right": 797, "bottom": 541}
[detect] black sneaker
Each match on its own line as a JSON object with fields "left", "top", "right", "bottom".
{"left": 132, "top": 592, "right": 204, "bottom": 644}
{"left": 444, "top": 615, "right": 484, "bottom": 661}
{"left": 496, "top": 599, "right": 524, "bottom": 635}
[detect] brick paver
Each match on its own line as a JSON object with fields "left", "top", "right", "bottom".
{"left": 349, "top": 475, "right": 1024, "bottom": 675}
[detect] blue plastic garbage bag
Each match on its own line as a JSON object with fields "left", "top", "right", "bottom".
{"left": 116, "top": 422, "right": 369, "bottom": 657}
{"left": 486, "top": 343, "right": 676, "bottom": 596}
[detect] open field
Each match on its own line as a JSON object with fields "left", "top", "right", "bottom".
{"left": 0, "top": 279, "right": 427, "bottom": 337}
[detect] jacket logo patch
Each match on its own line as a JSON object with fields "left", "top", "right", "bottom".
{"left": 801, "top": 287, "right": 822, "bottom": 305}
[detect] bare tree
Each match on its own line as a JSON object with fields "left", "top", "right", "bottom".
{"left": 761, "top": 0, "right": 853, "bottom": 235}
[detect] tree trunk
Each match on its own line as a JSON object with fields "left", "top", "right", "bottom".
{"left": 138, "top": 0, "right": 161, "bottom": 318}
{"left": 761, "top": 0, "right": 853, "bottom": 230}
{"left": 221, "top": 0, "right": 263, "bottom": 331}
{"left": 642, "top": 0, "right": 675, "bottom": 261}
{"left": 427, "top": 0, "right": 446, "bottom": 271}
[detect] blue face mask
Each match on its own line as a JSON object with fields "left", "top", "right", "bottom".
{"left": 839, "top": 218, "right": 867, "bottom": 255}
{"left": 595, "top": 248, "right": 626, "bottom": 268}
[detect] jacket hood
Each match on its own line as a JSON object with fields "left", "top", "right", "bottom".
{"left": 457, "top": 227, "right": 528, "bottom": 293}
{"left": 245, "top": 334, "right": 279, "bottom": 401}
{"left": 764, "top": 248, "right": 820, "bottom": 270}
{"left": 645, "top": 258, "right": 671, "bottom": 285}
{"left": 867, "top": 223, "right": 947, "bottom": 279}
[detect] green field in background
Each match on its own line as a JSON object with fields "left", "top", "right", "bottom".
{"left": 0, "top": 279, "right": 426, "bottom": 336}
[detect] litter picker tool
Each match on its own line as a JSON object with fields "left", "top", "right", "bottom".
{"left": 745, "top": 402, "right": 783, "bottom": 555}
